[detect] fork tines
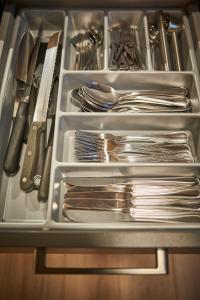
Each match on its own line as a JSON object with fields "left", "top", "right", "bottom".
{"left": 73, "top": 130, "right": 194, "bottom": 163}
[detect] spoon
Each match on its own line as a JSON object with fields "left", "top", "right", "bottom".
{"left": 164, "top": 15, "right": 183, "bottom": 71}
{"left": 84, "top": 81, "right": 188, "bottom": 104}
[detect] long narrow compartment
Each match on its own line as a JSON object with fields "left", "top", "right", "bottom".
{"left": 146, "top": 10, "right": 194, "bottom": 71}
{"left": 49, "top": 165, "right": 200, "bottom": 224}
{"left": 0, "top": 9, "right": 65, "bottom": 226}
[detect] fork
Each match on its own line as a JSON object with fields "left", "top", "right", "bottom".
{"left": 73, "top": 130, "right": 194, "bottom": 163}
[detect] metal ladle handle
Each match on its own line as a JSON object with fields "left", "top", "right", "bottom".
{"left": 159, "top": 14, "right": 172, "bottom": 71}
{"left": 171, "top": 31, "right": 183, "bottom": 71}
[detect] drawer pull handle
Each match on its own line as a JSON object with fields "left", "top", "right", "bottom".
{"left": 34, "top": 248, "right": 168, "bottom": 275}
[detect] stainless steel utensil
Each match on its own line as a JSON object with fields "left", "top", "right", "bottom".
{"left": 109, "top": 24, "right": 145, "bottom": 71}
{"left": 71, "top": 28, "right": 103, "bottom": 70}
{"left": 148, "top": 24, "right": 161, "bottom": 70}
{"left": 159, "top": 13, "right": 172, "bottom": 71}
{"left": 24, "top": 43, "right": 47, "bottom": 143}
{"left": 4, "top": 29, "right": 39, "bottom": 175}
{"left": 63, "top": 178, "right": 200, "bottom": 223}
{"left": 15, "top": 30, "right": 34, "bottom": 84}
{"left": 71, "top": 81, "right": 191, "bottom": 113}
{"left": 74, "top": 130, "right": 194, "bottom": 163}
{"left": 20, "top": 31, "right": 61, "bottom": 192}
{"left": 37, "top": 45, "right": 61, "bottom": 198}
{"left": 38, "top": 76, "right": 59, "bottom": 202}
{"left": 164, "top": 15, "right": 183, "bottom": 71}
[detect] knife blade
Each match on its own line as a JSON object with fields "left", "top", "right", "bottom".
{"left": 38, "top": 77, "right": 59, "bottom": 201}
{"left": 4, "top": 26, "right": 42, "bottom": 175}
{"left": 24, "top": 43, "right": 47, "bottom": 143}
{"left": 31, "top": 63, "right": 46, "bottom": 190}
{"left": 35, "top": 46, "right": 61, "bottom": 193}
{"left": 20, "top": 31, "right": 61, "bottom": 192}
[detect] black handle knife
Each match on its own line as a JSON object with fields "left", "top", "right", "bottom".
{"left": 3, "top": 26, "right": 42, "bottom": 175}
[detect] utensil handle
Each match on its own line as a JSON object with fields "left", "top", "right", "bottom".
{"left": 33, "top": 129, "right": 46, "bottom": 190}
{"left": 171, "top": 31, "right": 182, "bottom": 71}
{"left": 159, "top": 14, "right": 172, "bottom": 71}
{"left": 4, "top": 101, "right": 29, "bottom": 175}
{"left": 24, "top": 86, "right": 37, "bottom": 143}
{"left": 20, "top": 121, "right": 45, "bottom": 192}
{"left": 38, "top": 120, "right": 54, "bottom": 202}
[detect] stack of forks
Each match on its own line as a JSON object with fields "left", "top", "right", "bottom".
{"left": 73, "top": 131, "right": 194, "bottom": 163}
{"left": 63, "top": 177, "right": 200, "bottom": 223}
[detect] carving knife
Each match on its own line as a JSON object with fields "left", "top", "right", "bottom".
{"left": 4, "top": 27, "right": 41, "bottom": 175}
{"left": 20, "top": 31, "right": 61, "bottom": 192}
{"left": 38, "top": 76, "right": 59, "bottom": 202}
{"left": 36, "top": 47, "right": 61, "bottom": 194}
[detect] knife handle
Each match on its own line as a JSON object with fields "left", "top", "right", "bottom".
{"left": 24, "top": 86, "right": 37, "bottom": 143}
{"left": 38, "top": 120, "right": 54, "bottom": 202}
{"left": 4, "top": 101, "right": 29, "bottom": 175}
{"left": 33, "top": 128, "right": 46, "bottom": 190}
{"left": 20, "top": 121, "right": 45, "bottom": 192}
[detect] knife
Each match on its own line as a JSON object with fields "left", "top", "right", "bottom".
{"left": 38, "top": 77, "right": 59, "bottom": 202}
{"left": 30, "top": 63, "right": 46, "bottom": 190}
{"left": 20, "top": 31, "right": 61, "bottom": 192}
{"left": 3, "top": 27, "right": 41, "bottom": 175}
{"left": 35, "top": 47, "right": 61, "bottom": 192}
{"left": 24, "top": 42, "right": 47, "bottom": 143}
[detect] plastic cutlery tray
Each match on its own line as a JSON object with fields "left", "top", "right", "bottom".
{"left": 1, "top": 8, "right": 200, "bottom": 230}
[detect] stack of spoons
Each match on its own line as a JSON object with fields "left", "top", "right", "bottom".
{"left": 71, "top": 81, "right": 192, "bottom": 113}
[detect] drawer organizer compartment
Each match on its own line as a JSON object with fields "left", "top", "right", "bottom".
{"left": 0, "top": 9, "right": 65, "bottom": 227}
{"left": 55, "top": 115, "right": 199, "bottom": 163}
{"left": 49, "top": 165, "right": 200, "bottom": 226}
{"left": 0, "top": 8, "right": 200, "bottom": 232}
{"left": 65, "top": 10, "right": 105, "bottom": 70}
{"left": 60, "top": 73, "right": 200, "bottom": 112}
{"left": 62, "top": 9, "right": 198, "bottom": 72}
{"left": 146, "top": 10, "right": 193, "bottom": 71}
{"left": 107, "top": 10, "right": 148, "bottom": 70}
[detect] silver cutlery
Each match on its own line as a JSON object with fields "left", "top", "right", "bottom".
{"left": 73, "top": 130, "right": 194, "bottom": 163}
{"left": 149, "top": 13, "right": 183, "bottom": 71}
{"left": 164, "top": 14, "right": 183, "bottom": 71}
{"left": 4, "top": 28, "right": 40, "bottom": 175}
{"left": 71, "top": 81, "right": 191, "bottom": 113}
{"left": 63, "top": 178, "right": 200, "bottom": 223}
{"left": 71, "top": 28, "right": 103, "bottom": 70}
{"left": 20, "top": 31, "right": 61, "bottom": 192}
{"left": 109, "top": 24, "right": 145, "bottom": 71}
{"left": 38, "top": 76, "right": 59, "bottom": 202}
{"left": 148, "top": 24, "right": 161, "bottom": 70}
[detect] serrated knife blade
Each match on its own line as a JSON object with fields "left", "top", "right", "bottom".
{"left": 34, "top": 31, "right": 60, "bottom": 122}
{"left": 20, "top": 31, "right": 61, "bottom": 192}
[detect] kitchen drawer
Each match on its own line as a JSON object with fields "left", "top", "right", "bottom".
{"left": 0, "top": 0, "right": 200, "bottom": 275}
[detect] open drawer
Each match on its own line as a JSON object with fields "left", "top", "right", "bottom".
{"left": 0, "top": 0, "right": 200, "bottom": 275}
